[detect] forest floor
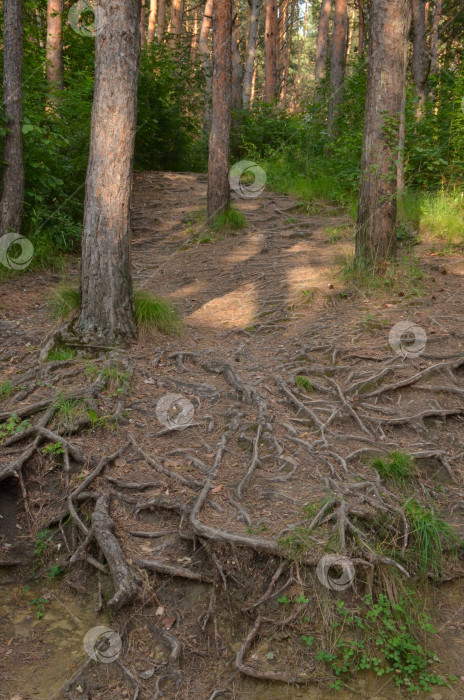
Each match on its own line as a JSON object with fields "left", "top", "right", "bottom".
{"left": 1, "top": 172, "right": 464, "bottom": 699}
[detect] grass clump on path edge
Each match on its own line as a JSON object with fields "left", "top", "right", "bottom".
{"left": 50, "top": 285, "right": 182, "bottom": 336}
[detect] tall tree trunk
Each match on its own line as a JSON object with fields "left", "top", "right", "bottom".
{"left": 207, "top": 0, "right": 232, "bottom": 220}
{"left": 265, "top": 0, "right": 278, "bottom": 102}
{"left": 412, "top": 0, "right": 427, "bottom": 116}
{"left": 147, "top": 0, "right": 158, "bottom": 43}
{"left": 397, "top": 4, "right": 412, "bottom": 193}
{"left": 355, "top": 0, "right": 409, "bottom": 265}
{"left": 0, "top": 0, "right": 24, "bottom": 238}
{"left": 140, "top": 0, "right": 147, "bottom": 45}
{"left": 191, "top": 6, "right": 199, "bottom": 61}
{"left": 430, "top": 0, "right": 442, "bottom": 75}
{"left": 170, "top": 0, "right": 184, "bottom": 44}
{"left": 327, "top": 0, "right": 348, "bottom": 134}
{"left": 199, "top": 0, "right": 214, "bottom": 124}
{"left": 345, "top": 7, "right": 353, "bottom": 62}
{"left": 357, "top": 0, "right": 365, "bottom": 57}
{"left": 232, "top": 9, "right": 243, "bottom": 112}
{"left": 314, "top": 0, "right": 332, "bottom": 99}
{"left": 242, "top": 0, "right": 260, "bottom": 109}
{"left": 46, "top": 0, "right": 64, "bottom": 95}
{"left": 77, "top": 0, "right": 141, "bottom": 344}
{"left": 280, "top": 0, "right": 295, "bottom": 106}
{"left": 157, "top": 0, "right": 166, "bottom": 41}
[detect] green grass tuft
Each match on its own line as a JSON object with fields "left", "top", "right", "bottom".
{"left": 341, "top": 253, "right": 425, "bottom": 297}
{"left": 49, "top": 285, "right": 182, "bottom": 336}
{"left": 134, "top": 290, "right": 183, "bottom": 336}
{"left": 50, "top": 285, "right": 80, "bottom": 319}
{"left": 47, "top": 347, "right": 77, "bottom": 362}
{"left": 404, "top": 499, "right": 462, "bottom": 575}
{"left": 371, "top": 451, "right": 416, "bottom": 485}
{"left": 210, "top": 207, "right": 247, "bottom": 233}
{"left": 295, "top": 375, "right": 313, "bottom": 393}
{"left": 0, "top": 379, "right": 15, "bottom": 400}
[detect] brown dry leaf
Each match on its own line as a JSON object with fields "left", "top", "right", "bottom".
{"left": 211, "top": 484, "right": 223, "bottom": 494}
{"left": 161, "top": 615, "right": 176, "bottom": 629}
{"left": 115, "top": 457, "right": 127, "bottom": 468}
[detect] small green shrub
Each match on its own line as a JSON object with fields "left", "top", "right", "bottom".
{"left": 210, "top": 207, "right": 247, "bottom": 233}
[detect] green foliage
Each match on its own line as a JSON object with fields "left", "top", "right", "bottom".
{"left": 340, "top": 254, "right": 425, "bottom": 297}
{"left": 0, "top": 413, "right": 32, "bottom": 443}
{"left": 0, "top": 379, "right": 15, "bottom": 400}
{"left": 41, "top": 442, "right": 65, "bottom": 456}
{"left": 210, "top": 207, "right": 248, "bottom": 234}
{"left": 47, "top": 346, "right": 77, "bottom": 362}
{"left": 314, "top": 594, "right": 452, "bottom": 693}
{"left": 47, "top": 563, "right": 64, "bottom": 579}
{"left": 29, "top": 597, "right": 50, "bottom": 620}
{"left": 295, "top": 375, "right": 313, "bottom": 393}
{"left": 33, "top": 529, "right": 53, "bottom": 562}
{"left": 371, "top": 451, "right": 416, "bottom": 485}
{"left": 134, "top": 290, "right": 183, "bottom": 336}
{"left": 404, "top": 499, "right": 462, "bottom": 576}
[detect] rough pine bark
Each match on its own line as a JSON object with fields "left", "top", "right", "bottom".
{"left": 430, "top": 0, "right": 442, "bottom": 75}
{"left": 314, "top": 0, "right": 332, "bottom": 99}
{"left": 0, "top": 0, "right": 24, "bottom": 237}
{"left": 265, "top": 0, "right": 278, "bottom": 102}
{"left": 242, "top": 0, "right": 261, "bottom": 109}
{"left": 147, "top": 0, "right": 158, "bottom": 43}
{"left": 358, "top": 0, "right": 365, "bottom": 57}
{"left": 199, "top": 0, "right": 214, "bottom": 124}
{"left": 157, "top": 0, "right": 166, "bottom": 41}
{"left": 76, "top": 0, "right": 141, "bottom": 345}
{"left": 207, "top": 0, "right": 232, "bottom": 220}
{"left": 232, "top": 10, "right": 243, "bottom": 112}
{"left": 412, "top": 0, "right": 428, "bottom": 116}
{"left": 355, "top": 0, "right": 409, "bottom": 264}
{"left": 46, "top": 0, "right": 64, "bottom": 94}
{"left": 140, "top": 0, "right": 147, "bottom": 45}
{"left": 170, "top": 0, "right": 184, "bottom": 44}
{"left": 327, "top": 0, "right": 348, "bottom": 134}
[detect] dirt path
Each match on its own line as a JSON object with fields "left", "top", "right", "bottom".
{"left": 1, "top": 172, "right": 464, "bottom": 699}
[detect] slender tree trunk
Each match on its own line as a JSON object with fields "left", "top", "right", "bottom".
{"left": 412, "top": 0, "right": 427, "bottom": 116}
{"left": 265, "top": 0, "right": 278, "bottom": 102}
{"left": 327, "top": 0, "right": 348, "bottom": 134}
{"left": 355, "top": 0, "right": 409, "bottom": 265}
{"left": 170, "top": 0, "right": 184, "bottom": 44}
{"left": 0, "top": 0, "right": 24, "bottom": 238}
{"left": 191, "top": 6, "right": 199, "bottom": 61}
{"left": 430, "top": 0, "right": 442, "bottom": 74}
{"left": 232, "top": 10, "right": 243, "bottom": 112}
{"left": 242, "top": 0, "right": 260, "bottom": 108}
{"left": 280, "top": 0, "right": 295, "bottom": 106}
{"left": 157, "top": 0, "right": 166, "bottom": 41}
{"left": 345, "top": 7, "right": 353, "bottom": 62}
{"left": 46, "top": 0, "right": 64, "bottom": 95}
{"left": 147, "top": 0, "right": 158, "bottom": 43}
{"left": 199, "top": 0, "right": 214, "bottom": 124}
{"left": 140, "top": 0, "right": 147, "bottom": 46}
{"left": 207, "top": 0, "right": 232, "bottom": 220}
{"left": 77, "top": 0, "right": 141, "bottom": 344}
{"left": 314, "top": 0, "right": 332, "bottom": 99}
{"left": 397, "top": 4, "right": 412, "bottom": 193}
{"left": 357, "top": 0, "right": 365, "bottom": 57}
{"left": 277, "top": 0, "right": 288, "bottom": 88}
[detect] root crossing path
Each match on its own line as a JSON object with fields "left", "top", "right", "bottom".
{"left": 1, "top": 172, "right": 464, "bottom": 699}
